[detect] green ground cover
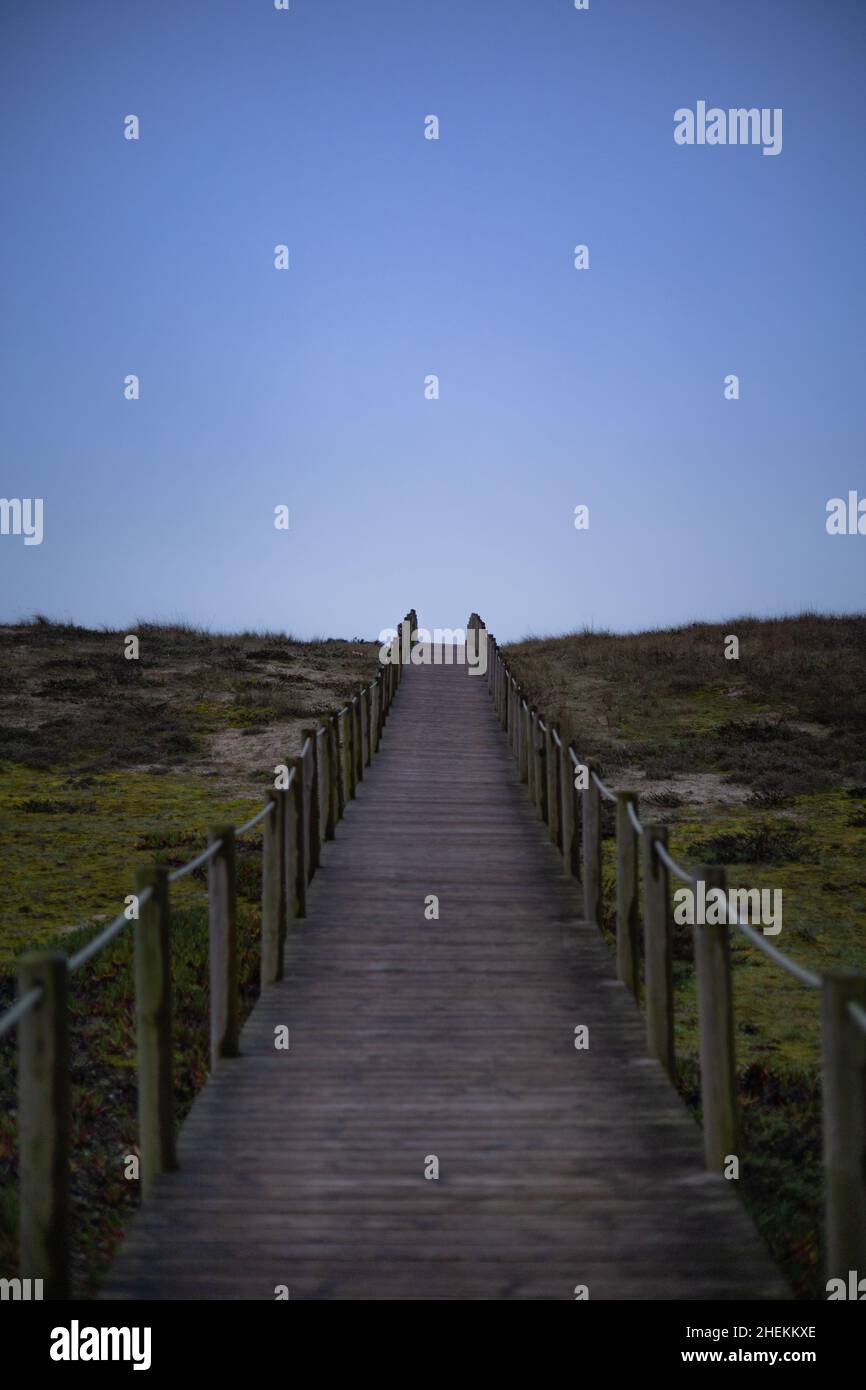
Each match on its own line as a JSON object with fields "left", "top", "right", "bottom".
{"left": 504, "top": 614, "right": 866, "bottom": 1296}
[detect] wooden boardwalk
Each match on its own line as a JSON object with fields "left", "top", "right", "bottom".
{"left": 105, "top": 657, "right": 786, "bottom": 1300}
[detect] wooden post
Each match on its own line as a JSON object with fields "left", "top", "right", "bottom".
{"left": 536, "top": 720, "right": 548, "bottom": 821}
{"left": 615, "top": 791, "right": 640, "bottom": 999}
{"left": 642, "top": 823, "right": 675, "bottom": 1078}
{"left": 292, "top": 755, "right": 308, "bottom": 914}
{"left": 341, "top": 708, "right": 354, "bottom": 804}
{"left": 353, "top": 694, "right": 364, "bottom": 784}
{"left": 353, "top": 692, "right": 363, "bottom": 778}
{"left": 360, "top": 687, "right": 369, "bottom": 769}
{"left": 517, "top": 692, "right": 528, "bottom": 783}
{"left": 327, "top": 714, "right": 340, "bottom": 834}
{"left": 468, "top": 622, "right": 486, "bottom": 688}
{"left": 261, "top": 793, "right": 284, "bottom": 987}
{"left": 301, "top": 731, "right": 319, "bottom": 876}
{"left": 543, "top": 722, "right": 554, "bottom": 829}
{"left": 332, "top": 712, "right": 345, "bottom": 821}
{"left": 380, "top": 665, "right": 389, "bottom": 721}
{"left": 348, "top": 700, "right": 359, "bottom": 795}
{"left": 304, "top": 739, "right": 318, "bottom": 878}
{"left": 694, "top": 866, "right": 738, "bottom": 1173}
{"left": 18, "top": 950, "right": 70, "bottom": 1298}
{"left": 487, "top": 637, "right": 496, "bottom": 695}
{"left": 369, "top": 680, "right": 380, "bottom": 756}
{"left": 546, "top": 725, "right": 560, "bottom": 845}
{"left": 207, "top": 828, "right": 239, "bottom": 1066}
{"left": 367, "top": 683, "right": 374, "bottom": 762}
{"left": 582, "top": 768, "right": 601, "bottom": 925}
{"left": 284, "top": 771, "right": 297, "bottom": 929}
{"left": 316, "top": 726, "right": 329, "bottom": 848}
{"left": 310, "top": 733, "right": 320, "bottom": 870}
{"left": 560, "top": 738, "right": 577, "bottom": 877}
{"left": 531, "top": 715, "right": 541, "bottom": 810}
{"left": 527, "top": 708, "right": 537, "bottom": 804}
{"left": 134, "top": 865, "right": 176, "bottom": 1192}
{"left": 822, "top": 969, "right": 866, "bottom": 1283}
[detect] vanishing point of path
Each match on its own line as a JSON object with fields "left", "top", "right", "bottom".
{"left": 105, "top": 658, "right": 786, "bottom": 1300}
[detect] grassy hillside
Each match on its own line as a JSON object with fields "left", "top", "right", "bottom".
{"left": 504, "top": 613, "right": 866, "bottom": 1297}
{"left": 0, "top": 617, "right": 380, "bottom": 1293}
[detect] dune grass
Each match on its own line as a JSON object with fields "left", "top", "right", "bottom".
{"left": 503, "top": 613, "right": 866, "bottom": 1298}
{"left": 0, "top": 618, "right": 380, "bottom": 1293}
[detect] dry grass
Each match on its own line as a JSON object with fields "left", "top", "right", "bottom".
{"left": 0, "top": 616, "right": 380, "bottom": 793}
{"left": 506, "top": 613, "right": 866, "bottom": 800}
{"left": 0, "top": 616, "right": 382, "bottom": 1292}
{"left": 503, "top": 612, "right": 866, "bottom": 1298}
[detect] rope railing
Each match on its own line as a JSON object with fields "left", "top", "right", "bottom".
{"left": 68, "top": 886, "right": 155, "bottom": 974}
{"left": 336, "top": 668, "right": 387, "bottom": 722}
{"left": 848, "top": 999, "right": 866, "bottom": 1035}
{"left": 235, "top": 800, "right": 276, "bottom": 838}
{"left": 0, "top": 605, "right": 416, "bottom": 1300}
{"left": 626, "top": 799, "right": 644, "bottom": 837}
{"left": 729, "top": 916, "right": 821, "bottom": 990}
{"left": 591, "top": 769, "right": 617, "bottom": 803}
{"left": 0, "top": 985, "right": 43, "bottom": 1041}
{"left": 478, "top": 612, "right": 866, "bottom": 1286}
{"left": 167, "top": 839, "right": 224, "bottom": 883}
{"left": 654, "top": 840, "right": 699, "bottom": 888}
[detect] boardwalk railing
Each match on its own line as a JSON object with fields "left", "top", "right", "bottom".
{"left": 479, "top": 616, "right": 866, "bottom": 1288}
{"left": 0, "top": 608, "right": 417, "bottom": 1299}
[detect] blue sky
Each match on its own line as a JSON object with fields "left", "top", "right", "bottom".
{"left": 1, "top": 0, "right": 864, "bottom": 641}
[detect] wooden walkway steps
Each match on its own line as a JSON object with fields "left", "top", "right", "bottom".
{"left": 104, "top": 657, "right": 786, "bottom": 1300}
